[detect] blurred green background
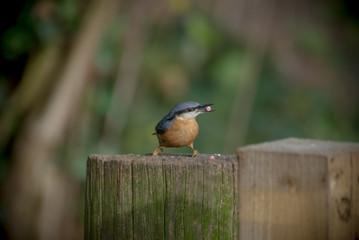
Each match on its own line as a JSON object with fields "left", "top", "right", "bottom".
{"left": 1, "top": 0, "right": 358, "bottom": 239}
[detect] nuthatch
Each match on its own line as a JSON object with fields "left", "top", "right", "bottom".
{"left": 152, "top": 101, "right": 214, "bottom": 157}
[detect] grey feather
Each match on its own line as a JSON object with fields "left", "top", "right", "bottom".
{"left": 154, "top": 101, "right": 200, "bottom": 134}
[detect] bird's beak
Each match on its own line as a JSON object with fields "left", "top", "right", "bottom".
{"left": 198, "top": 103, "right": 215, "bottom": 113}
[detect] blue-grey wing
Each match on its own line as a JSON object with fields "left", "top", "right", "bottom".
{"left": 154, "top": 114, "right": 174, "bottom": 135}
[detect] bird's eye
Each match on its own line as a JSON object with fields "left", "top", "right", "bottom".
{"left": 188, "top": 108, "right": 193, "bottom": 112}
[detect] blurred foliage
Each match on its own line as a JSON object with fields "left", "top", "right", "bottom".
{"left": 0, "top": 0, "right": 359, "bottom": 238}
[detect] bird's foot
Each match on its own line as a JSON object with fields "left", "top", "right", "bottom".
{"left": 152, "top": 147, "right": 163, "bottom": 156}
{"left": 192, "top": 150, "right": 199, "bottom": 157}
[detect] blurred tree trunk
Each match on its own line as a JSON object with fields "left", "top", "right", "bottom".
{"left": 99, "top": 2, "right": 150, "bottom": 153}
{"left": 3, "top": 0, "right": 118, "bottom": 239}
{"left": 99, "top": 0, "right": 165, "bottom": 153}
{"left": 210, "top": 0, "right": 278, "bottom": 150}
{"left": 0, "top": 39, "right": 62, "bottom": 148}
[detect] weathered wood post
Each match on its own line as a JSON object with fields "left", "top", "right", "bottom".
{"left": 85, "top": 154, "right": 239, "bottom": 239}
{"left": 238, "top": 138, "right": 359, "bottom": 240}
{"left": 85, "top": 138, "right": 359, "bottom": 240}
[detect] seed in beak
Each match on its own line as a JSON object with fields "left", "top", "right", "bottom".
{"left": 205, "top": 106, "right": 212, "bottom": 112}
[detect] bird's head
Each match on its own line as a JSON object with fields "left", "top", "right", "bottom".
{"left": 170, "top": 101, "right": 214, "bottom": 119}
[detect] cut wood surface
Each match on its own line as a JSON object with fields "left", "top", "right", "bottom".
{"left": 238, "top": 138, "right": 359, "bottom": 240}
{"left": 85, "top": 138, "right": 359, "bottom": 240}
{"left": 85, "top": 154, "right": 239, "bottom": 240}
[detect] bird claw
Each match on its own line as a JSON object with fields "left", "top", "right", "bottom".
{"left": 152, "top": 147, "right": 163, "bottom": 156}
{"left": 192, "top": 150, "right": 199, "bottom": 157}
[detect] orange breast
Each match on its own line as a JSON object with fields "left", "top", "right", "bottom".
{"left": 157, "top": 117, "right": 199, "bottom": 147}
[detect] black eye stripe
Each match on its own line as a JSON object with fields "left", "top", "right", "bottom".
{"left": 174, "top": 106, "right": 200, "bottom": 116}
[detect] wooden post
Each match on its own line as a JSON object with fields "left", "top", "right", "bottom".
{"left": 85, "top": 138, "right": 359, "bottom": 240}
{"left": 85, "top": 154, "right": 239, "bottom": 239}
{"left": 238, "top": 138, "right": 359, "bottom": 240}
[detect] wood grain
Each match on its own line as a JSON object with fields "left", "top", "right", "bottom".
{"left": 238, "top": 138, "right": 359, "bottom": 240}
{"left": 85, "top": 154, "right": 239, "bottom": 239}
{"left": 85, "top": 138, "right": 359, "bottom": 240}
